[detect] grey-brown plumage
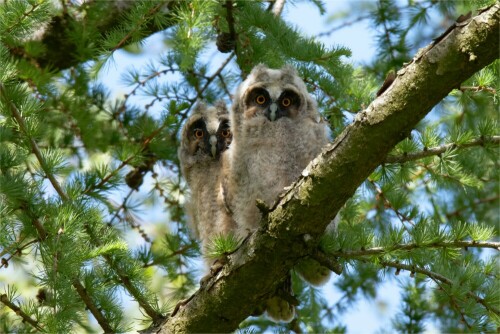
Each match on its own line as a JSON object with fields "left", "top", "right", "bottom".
{"left": 178, "top": 101, "right": 235, "bottom": 262}
{"left": 228, "top": 64, "right": 330, "bottom": 234}
{"left": 226, "top": 64, "right": 332, "bottom": 320}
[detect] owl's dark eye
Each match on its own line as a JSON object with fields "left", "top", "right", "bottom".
{"left": 221, "top": 128, "right": 231, "bottom": 138}
{"left": 282, "top": 97, "right": 291, "bottom": 107}
{"left": 256, "top": 95, "right": 266, "bottom": 105}
{"left": 194, "top": 128, "right": 204, "bottom": 139}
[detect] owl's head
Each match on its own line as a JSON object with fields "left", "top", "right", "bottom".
{"left": 233, "top": 64, "right": 313, "bottom": 122}
{"left": 180, "top": 101, "right": 232, "bottom": 164}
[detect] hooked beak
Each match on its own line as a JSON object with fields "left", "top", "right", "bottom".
{"left": 209, "top": 135, "right": 217, "bottom": 158}
{"left": 267, "top": 102, "right": 278, "bottom": 121}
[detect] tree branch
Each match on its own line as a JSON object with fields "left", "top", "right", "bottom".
{"left": 0, "top": 293, "right": 43, "bottom": 331}
{"left": 385, "top": 135, "right": 500, "bottom": 164}
{"left": 328, "top": 240, "right": 500, "bottom": 258}
{"left": 380, "top": 260, "right": 500, "bottom": 315}
{"left": 6, "top": 1, "right": 177, "bottom": 71}
{"left": 157, "top": 5, "right": 499, "bottom": 332}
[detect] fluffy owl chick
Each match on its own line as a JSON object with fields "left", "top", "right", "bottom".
{"left": 228, "top": 64, "right": 330, "bottom": 234}
{"left": 227, "top": 64, "right": 331, "bottom": 320}
{"left": 179, "top": 101, "right": 235, "bottom": 263}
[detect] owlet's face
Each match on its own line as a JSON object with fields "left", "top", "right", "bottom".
{"left": 186, "top": 115, "right": 232, "bottom": 160}
{"left": 244, "top": 86, "right": 301, "bottom": 122}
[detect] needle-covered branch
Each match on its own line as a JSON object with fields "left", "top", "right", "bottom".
{"left": 157, "top": 4, "right": 499, "bottom": 333}
{"left": 385, "top": 135, "right": 500, "bottom": 164}
{"left": 5, "top": 1, "right": 177, "bottom": 71}
{"left": 380, "top": 260, "right": 500, "bottom": 316}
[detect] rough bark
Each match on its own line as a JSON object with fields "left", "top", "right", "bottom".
{"left": 157, "top": 4, "right": 499, "bottom": 333}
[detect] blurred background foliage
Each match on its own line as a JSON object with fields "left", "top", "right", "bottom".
{"left": 0, "top": 0, "right": 498, "bottom": 333}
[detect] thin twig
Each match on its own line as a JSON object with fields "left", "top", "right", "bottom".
{"left": 0, "top": 83, "right": 69, "bottom": 201}
{"left": 73, "top": 280, "right": 115, "bottom": 333}
{"left": 0, "top": 294, "right": 43, "bottom": 331}
{"left": 0, "top": 239, "right": 39, "bottom": 269}
{"left": 143, "top": 244, "right": 195, "bottom": 268}
{"left": 197, "top": 52, "right": 235, "bottom": 100}
{"left": 445, "top": 195, "right": 499, "bottom": 219}
{"left": 369, "top": 179, "right": 415, "bottom": 227}
{"left": 380, "top": 260, "right": 500, "bottom": 316}
{"left": 386, "top": 136, "right": 500, "bottom": 164}
{"left": 318, "top": 14, "right": 371, "bottom": 37}
{"left": 460, "top": 85, "right": 496, "bottom": 95}
{"left": 110, "top": 2, "right": 166, "bottom": 52}
{"left": 329, "top": 240, "right": 500, "bottom": 258}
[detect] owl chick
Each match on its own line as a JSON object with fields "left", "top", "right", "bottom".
{"left": 178, "top": 101, "right": 235, "bottom": 263}
{"left": 227, "top": 64, "right": 333, "bottom": 290}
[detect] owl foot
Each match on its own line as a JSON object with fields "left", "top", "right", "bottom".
{"left": 295, "top": 257, "right": 331, "bottom": 286}
{"left": 265, "top": 296, "right": 295, "bottom": 323}
{"left": 265, "top": 273, "right": 297, "bottom": 323}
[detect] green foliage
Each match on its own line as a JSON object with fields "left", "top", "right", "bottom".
{"left": 0, "top": 0, "right": 498, "bottom": 333}
{"left": 205, "top": 233, "right": 242, "bottom": 259}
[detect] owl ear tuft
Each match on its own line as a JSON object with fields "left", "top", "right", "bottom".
{"left": 193, "top": 100, "right": 208, "bottom": 115}
{"left": 214, "top": 100, "right": 229, "bottom": 115}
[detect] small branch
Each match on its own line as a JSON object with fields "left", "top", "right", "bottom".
{"left": 386, "top": 136, "right": 500, "bottom": 164}
{"left": 368, "top": 179, "right": 415, "bottom": 227}
{"left": 380, "top": 260, "right": 500, "bottom": 316}
{"left": 83, "top": 223, "right": 163, "bottom": 323}
{"left": 317, "top": 14, "right": 371, "bottom": 37}
{"left": 329, "top": 240, "right": 500, "bottom": 258}
{"left": 0, "top": 239, "right": 39, "bottom": 269}
{"left": 5, "top": 3, "right": 40, "bottom": 34}
{"left": 0, "top": 83, "right": 69, "bottom": 201}
{"left": 84, "top": 121, "right": 170, "bottom": 195}
{"left": 198, "top": 52, "right": 235, "bottom": 99}
{"left": 108, "top": 189, "right": 135, "bottom": 226}
{"left": 110, "top": 2, "right": 165, "bottom": 52}
{"left": 272, "top": 0, "right": 286, "bottom": 17}
{"left": 73, "top": 280, "right": 115, "bottom": 333}
{"left": 0, "top": 294, "right": 43, "bottom": 331}
{"left": 445, "top": 195, "right": 499, "bottom": 219}
{"left": 460, "top": 85, "right": 496, "bottom": 95}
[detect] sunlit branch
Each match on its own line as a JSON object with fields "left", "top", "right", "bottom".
{"left": 385, "top": 136, "right": 500, "bottom": 164}
{"left": 460, "top": 85, "right": 496, "bottom": 95}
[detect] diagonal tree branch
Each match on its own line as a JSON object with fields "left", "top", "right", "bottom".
{"left": 157, "top": 5, "right": 499, "bottom": 333}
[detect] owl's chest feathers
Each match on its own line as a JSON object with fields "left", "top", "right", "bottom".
{"left": 234, "top": 119, "right": 321, "bottom": 204}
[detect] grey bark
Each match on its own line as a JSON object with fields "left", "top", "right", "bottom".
{"left": 156, "top": 4, "right": 499, "bottom": 333}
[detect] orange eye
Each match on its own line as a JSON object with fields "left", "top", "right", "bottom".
{"left": 256, "top": 95, "right": 266, "bottom": 105}
{"left": 194, "top": 129, "right": 204, "bottom": 139}
{"left": 282, "top": 97, "right": 291, "bottom": 107}
{"left": 221, "top": 128, "right": 231, "bottom": 138}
